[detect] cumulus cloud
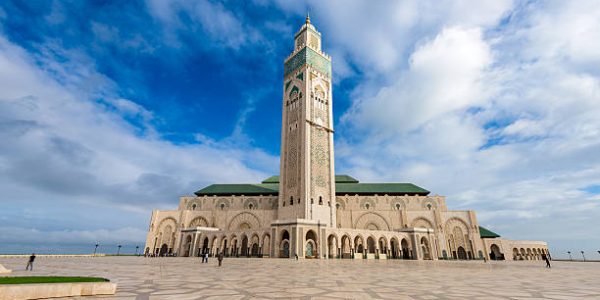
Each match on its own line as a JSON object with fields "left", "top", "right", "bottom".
{"left": 322, "top": 1, "right": 600, "bottom": 255}
{"left": 344, "top": 27, "right": 492, "bottom": 134}
{"left": 0, "top": 34, "right": 276, "bottom": 248}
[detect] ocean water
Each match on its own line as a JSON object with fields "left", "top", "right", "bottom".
{"left": 0, "top": 243, "right": 144, "bottom": 255}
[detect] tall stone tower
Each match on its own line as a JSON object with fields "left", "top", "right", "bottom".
{"left": 278, "top": 15, "right": 336, "bottom": 228}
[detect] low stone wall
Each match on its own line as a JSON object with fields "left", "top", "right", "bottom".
{"left": 0, "top": 282, "right": 116, "bottom": 300}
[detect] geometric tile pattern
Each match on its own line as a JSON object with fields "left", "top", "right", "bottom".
{"left": 1, "top": 257, "right": 599, "bottom": 299}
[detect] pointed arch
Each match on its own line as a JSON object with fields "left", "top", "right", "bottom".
{"left": 187, "top": 216, "right": 209, "bottom": 228}
{"left": 228, "top": 212, "right": 261, "bottom": 231}
{"left": 354, "top": 212, "right": 391, "bottom": 231}
{"left": 410, "top": 217, "right": 434, "bottom": 229}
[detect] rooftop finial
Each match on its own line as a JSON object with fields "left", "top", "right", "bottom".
{"left": 306, "top": 11, "right": 311, "bottom": 24}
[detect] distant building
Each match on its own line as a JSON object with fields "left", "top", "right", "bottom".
{"left": 145, "top": 16, "right": 547, "bottom": 261}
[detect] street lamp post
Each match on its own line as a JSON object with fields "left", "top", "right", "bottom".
{"left": 581, "top": 251, "right": 585, "bottom": 262}
{"left": 567, "top": 251, "right": 572, "bottom": 261}
{"left": 117, "top": 245, "right": 122, "bottom": 256}
{"left": 93, "top": 242, "right": 99, "bottom": 257}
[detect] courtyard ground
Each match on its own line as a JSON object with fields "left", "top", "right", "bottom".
{"left": 1, "top": 257, "right": 599, "bottom": 299}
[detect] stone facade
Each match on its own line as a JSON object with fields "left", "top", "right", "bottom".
{"left": 145, "top": 16, "right": 548, "bottom": 262}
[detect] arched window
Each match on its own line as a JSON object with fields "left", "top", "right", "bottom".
{"left": 328, "top": 201, "right": 331, "bottom": 207}
{"left": 365, "top": 203, "right": 370, "bottom": 210}
{"left": 427, "top": 203, "right": 432, "bottom": 210}
{"left": 336, "top": 203, "right": 341, "bottom": 210}
{"left": 297, "top": 197, "right": 300, "bottom": 204}
{"left": 311, "top": 198, "right": 314, "bottom": 204}
{"left": 248, "top": 203, "right": 253, "bottom": 210}
{"left": 290, "top": 196, "right": 294, "bottom": 205}
{"left": 319, "top": 196, "right": 323, "bottom": 205}
{"left": 192, "top": 204, "right": 197, "bottom": 210}
{"left": 395, "top": 203, "right": 401, "bottom": 210}
{"left": 220, "top": 203, "right": 225, "bottom": 210}
{"left": 283, "top": 201, "right": 286, "bottom": 207}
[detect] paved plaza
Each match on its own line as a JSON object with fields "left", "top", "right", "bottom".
{"left": 1, "top": 257, "right": 599, "bottom": 299}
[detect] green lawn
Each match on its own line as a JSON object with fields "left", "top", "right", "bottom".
{"left": 0, "top": 276, "right": 109, "bottom": 284}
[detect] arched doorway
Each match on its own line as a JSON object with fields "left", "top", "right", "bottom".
{"left": 159, "top": 244, "right": 168, "bottom": 256}
{"left": 250, "top": 235, "right": 260, "bottom": 257}
{"left": 341, "top": 235, "right": 352, "bottom": 258}
{"left": 280, "top": 230, "right": 290, "bottom": 258}
{"left": 327, "top": 235, "right": 337, "bottom": 258}
{"left": 251, "top": 243, "right": 259, "bottom": 256}
{"left": 367, "top": 236, "right": 376, "bottom": 254}
{"left": 390, "top": 238, "right": 399, "bottom": 258}
{"left": 231, "top": 238, "right": 238, "bottom": 257}
{"left": 202, "top": 237, "right": 209, "bottom": 255}
{"left": 354, "top": 236, "right": 364, "bottom": 258}
{"left": 490, "top": 244, "right": 503, "bottom": 260}
{"left": 305, "top": 230, "right": 317, "bottom": 258}
{"left": 421, "top": 237, "right": 431, "bottom": 260}
{"left": 262, "top": 234, "right": 271, "bottom": 257}
{"left": 241, "top": 235, "right": 249, "bottom": 257}
{"left": 457, "top": 246, "right": 467, "bottom": 259}
{"left": 401, "top": 238, "right": 410, "bottom": 259}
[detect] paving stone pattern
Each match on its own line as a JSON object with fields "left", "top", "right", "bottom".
{"left": 1, "top": 257, "right": 599, "bottom": 299}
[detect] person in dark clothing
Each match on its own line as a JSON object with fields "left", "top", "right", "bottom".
{"left": 542, "top": 254, "right": 551, "bottom": 268}
{"left": 26, "top": 253, "right": 35, "bottom": 271}
{"left": 217, "top": 252, "right": 224, "bottom": 267}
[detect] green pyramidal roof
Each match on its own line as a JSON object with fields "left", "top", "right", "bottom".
{"left": 195, "top": 175, "right": 429, "bottom": 196}
{"left": 479, "top": 226, "right": 501, "bottom": 238}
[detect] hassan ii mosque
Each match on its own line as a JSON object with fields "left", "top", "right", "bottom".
{"left": 145, "top": 17, "right": 548, "bottom": 262}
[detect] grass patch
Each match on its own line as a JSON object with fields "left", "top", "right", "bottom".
{"left": 0, "top": 276, "right": 109, "bottom": 285}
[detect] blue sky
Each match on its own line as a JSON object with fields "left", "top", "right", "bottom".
{"left": 0, "top": 0, "right": 599, "bottom": 258}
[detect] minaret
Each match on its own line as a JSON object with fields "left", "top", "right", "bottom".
{"left": 278, "top": 16, "right": 336, "bottom": 228}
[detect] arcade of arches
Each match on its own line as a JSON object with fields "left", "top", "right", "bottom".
{"left": 144, "top": 17, "right": 549, "bottom": 262}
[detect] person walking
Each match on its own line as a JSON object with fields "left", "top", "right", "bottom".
{"left": 542, "top": 254, "right": 551, "bottom": 268}
{"left": 25, "top": 253, "right": 36, "bottom": 271}
{"left": 217, "top": 252, "right": 224, "bottom": 267}
{"left": 204, "top": 252, "right": 209, "bottom": 263}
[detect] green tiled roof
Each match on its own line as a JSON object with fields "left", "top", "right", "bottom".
{"left": 261, "top": 175, "right": 359, "bottom": 184}
{"left": 334, "top": 175, "right": 359, "bottom": 183}
{"left": 335, "top": 183, "right": 429, "bottom": 195}
{"left": 479, "top": 226, "right": 501, "bottom": 238}
{"left": 195, "top": 184, "right": 278, "bottom": 196}
{"left": 196, "top": 175, "right": 429, "bottom": 196}
{"left": 261, "top": 176, "right": 280, "bottom": 184}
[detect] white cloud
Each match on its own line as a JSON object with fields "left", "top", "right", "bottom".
{"left": 145, "top": 0, "right": 263, "bottom": 50}
{"left": 0, "top": 34, "right": 277, "bottom": 246}
{"left": 321, "top": 0, "right": 600, "bottom": 255}
{"left": 343, "top": 27, "right": 492, "bottom": 134}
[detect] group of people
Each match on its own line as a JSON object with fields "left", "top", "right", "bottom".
{"left": 20, "top": 250, "right": 551, "bottom": 271}
{"left": 200, "top": 252, "right": 224, "bottom": 266}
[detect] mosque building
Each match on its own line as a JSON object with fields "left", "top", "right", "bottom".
{"left": 145, "top": 16, "right": 548, "bottom": 261}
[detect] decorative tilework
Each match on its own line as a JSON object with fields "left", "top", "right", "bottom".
{"left": 284, "top": 47, "right": 331, "bottom": 78}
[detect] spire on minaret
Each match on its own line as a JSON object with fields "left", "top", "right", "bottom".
{"left": 305, "top": 12, "right": 311, "bottom": 24}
